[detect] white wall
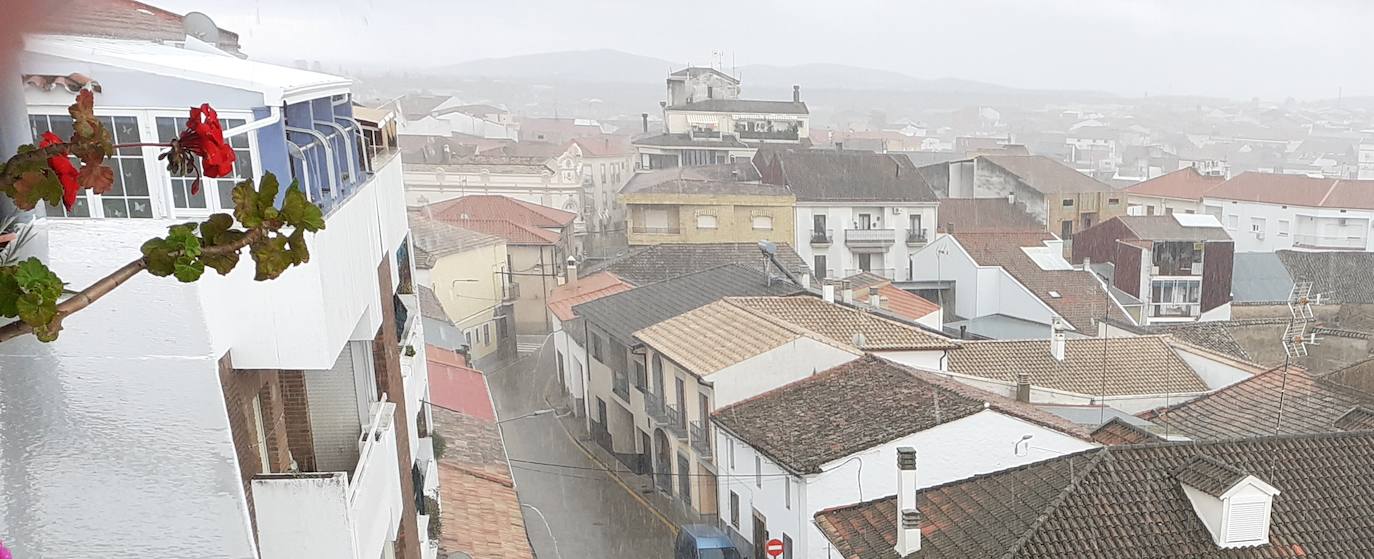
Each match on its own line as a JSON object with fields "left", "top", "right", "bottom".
{"left": 252, "top": 473, "right": 355, "bottom": 559}
{"left": 876, "top": 350, "right": 947, "bottom": 371}
{"left": 908, "top": 237, "right": 1059, "bottom": 331}
{"left": 934, "top": 370, "right": 1205, "bottom": 414}
{"left": 1204, "top": 197, "right": 1374, "bottom": 253}
{"left": 794, "top": 203, "right": 938, "bottom": 282}
{"left": 710, "top": 338, "right": 859, "bottom": 407}
{"left": 718, "top": 411, "right": 1096, "bottom": 559}
{"left": 1172, "top": 345, "right": 1255, "bottom": 390}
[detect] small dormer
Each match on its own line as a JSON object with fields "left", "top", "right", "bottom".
{"left": 1175, "top": 455, "right": 1280, "bottom": 549}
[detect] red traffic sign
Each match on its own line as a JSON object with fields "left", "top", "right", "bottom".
{"left": 765, "top": 538, "right": 785, "bottom": 558}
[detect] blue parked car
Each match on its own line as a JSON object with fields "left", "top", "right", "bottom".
{"left": 674, "top": 524, "right": 742, "bottom": 559}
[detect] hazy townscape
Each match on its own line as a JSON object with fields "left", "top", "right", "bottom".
{"left": 7, "top": 2, "right": 1374, "bottom": 559}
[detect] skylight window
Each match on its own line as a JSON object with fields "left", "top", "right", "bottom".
{"left": 1048, "top": 291, "right": 1062, "bottom": 298}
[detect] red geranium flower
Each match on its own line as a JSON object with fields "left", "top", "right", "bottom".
{"left": 175, "top": 103, "right": 236, "bottom": 193}
{"left": 39, "top": 131, "right": 82, "bottom": 210}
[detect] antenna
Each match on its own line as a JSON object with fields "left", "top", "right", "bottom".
{"left": 1276, "top": 280, "right": 1324, "bottom": 436}
{"left": 182, "top": 12, "right": 222, "bottom": 45}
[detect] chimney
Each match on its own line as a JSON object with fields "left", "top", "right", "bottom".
{"left": 869, "top": 293, "right": 881, "bottom": 309}
{"left": 842, "top": 285, "right": 854, "bottom": 304}
{"left": 822, "top": 284, "right": 836, "bottom": 304}
{"left": 565, "top": 257, "right": 578, "bottom": 289}
{"left": 836, "top": 142, "right": 844, "bottom": 151}
{"left": 1050, "top": 329, "right": 1066, "bottom": 361}
{"left": 641, "top": 112, "right": 649, "bottom": 134}
{"left": 895, "top": 447, "right": 921, "bottom": 556}
{"left": 1082, "top": 256, "right": 1091, "bottom": 271}
{"left": 1015, "top": 373, "right": 1031, "bottom": 402}
{"left": 1007, "top": 192, "right": 1016, "bottom": 205}
{"left": 799, "top": 273, "right": 811, "bottom": 288}
{"left": 793, "top": 84, "right": 801, "bottom": 103}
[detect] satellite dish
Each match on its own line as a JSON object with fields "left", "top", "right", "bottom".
{"left": 758, "top": 240, "right": 777, "bottom": 256}
{"left": 183, "top": 12, "right": 222, "bottom": 45}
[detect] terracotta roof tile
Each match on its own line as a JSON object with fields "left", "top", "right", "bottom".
{"left": 1139, "top": 366, "right": 1374, "bottom": 440}
{"left": 1174, "top": 455, "right": 1249, "bottom": 497}
{"left": 546, "top": 272, "right": 634, "bottom": 322}
{"left": 714, "top": 355, "right": 1090, "bottom": 474}
{"left": 425, "top": 194, "right": 576, "bottom": 228}
{"left": 578, "top": 242, "right": 812, "bottom": 286}
{"left": 946, "top": 335, "right": 1207, "bottom": 396}
{"left": 432, "top": 408, "right": 534, "bottom": 559}
{"left": 841, "top": 273, "right": 942, "bottom": 321}
{"left": 935, "top": 198, "right": 1044, "bottom": 233}
{"left": 978, "top": 154, "right": 1115, "bottom": 194}
{"left": 815, "top": 431, "right": 1374, "bottom": 559}
{"left": 407, "top": 215, "right": 505, "bottom": 268}
{"left": 634, "top": 299, "right": 840, "bottom": 377}
{"left": 1203, "top": 172, "right": 1374, "bottom": 209}
{"left": 38, "top": 0, "right": 241, "bottom": 53}
{"left": 417, "top": 285, "right": 449, "bottom": 322}
{"left": 728, "top": 296, "right": 957, "bottom": 350}
{"left": 1124, "top": 167, "right": 1226, "bottom": 201}
{"left": 1089, "top": 417, "right": 1161, "bottom": 445}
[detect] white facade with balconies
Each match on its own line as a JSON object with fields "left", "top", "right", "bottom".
{"left": 0, "top": 34, "right": 434, "bottom": 559}
{"left": 794, "top": 203, "right": 938, "bottom": 282}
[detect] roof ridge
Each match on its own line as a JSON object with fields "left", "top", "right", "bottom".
{"left": 998, "top": 449, "right": 1110, "bottom": 559}
{"left": 711, "top": 354, "right": 885, "bottom": 419}
{"left": 1317, "top": 178, "right": 1341, "bottom": 207}
{"left": 717, "top": 297, "right": 861, "bottom": 355}
{"left": 1138, "top": 363, "right": 1303, "bottom": 421}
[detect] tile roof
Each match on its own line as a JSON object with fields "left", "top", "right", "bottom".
{"left": 1333, "top": 406, "right": 1374, "bottom": 431}
{"left": 438, "top": 218, "right": 561, "bottom": 245}
{"left": 432, "top": 408, "right": 535, "bottom": 559}
{"left": 668, "top": 99, "right": 809, "bottom": 115}
{"left": 952, "top": 232, "right": 1127, "bottom": 332}
{"left": 839, "top": 273, "right": 941, "bottom": 321}
{"left": 1124, "top": 167, "right": 1226, "bottom": 201}
{"left": 815, "top": 430, "right": 1374, "bottom": 559}
{"left": 1174, "top": 455, "right": 1249, "bottom": 497}
{"left": 425, "top": 194, "right": 577, "bottom": 228}
{"left": 571, "top": 135, "right": 635, "bottom": 157}
{"left": 946, "top": 335, "right": 1207, "bottom": 397}
{"left": 1112, "top": 215, "right": 1231, "bottom": 241}
{"left": 634, "top": 299, "right": 852, "bottom": 377}
{"left": 407, "top": 215, "right": 505, "bottom": 268}
{"left": 774, "top": 150, "right": 940, "bottom": 202}
{"left": 631, "top": 133, "right": 751, "bottom": 149}
{"left": 1205, "top": 171, "right": 1374, "bottom": 210}
{"left": 621, "top": 163, "right": 791, "bottom": 197}
{"left": 1146, "top": 321, "right": 1255, "bottom": 363}
{"left": 572, "top": 264, "right": 803, "bottom": 344}
{"left": 1231, "top": 253, "right": 1295, "bottom": 303}
{"left": 728, "top": 296, "right": 958, "bottom": 350}
{"left": 935, "top": 198, "right": 1043, "bottom": 234}
{"left": 1089, "top": 417, "right": 1161, "bottom": 445}
{"left": 1275, "top": 250, "right": 1374, "bottom": 304}
{"left": 1138, "top": 366, "right": 1374, "bottom": 440}
{"left": 417, "top": 285, "right": 449, "bottom": 322}
{"left": 714, "top": 355, "right": 1089, "bottom": 474}
{"left": 546, "top": 272, "right": 634, "bottom": 322}
{"left": 39, "top": 0, "right": 241, "bottom": 53}
{"left": 978, "top": 155, "right": 1115, "bottom": 194}
{"left": 578, "top": 242, "right": 812, "bottom": 286}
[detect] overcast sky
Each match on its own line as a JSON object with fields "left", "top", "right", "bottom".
{"left": 156, "top": 0, "right": 1369, "bottom": 100}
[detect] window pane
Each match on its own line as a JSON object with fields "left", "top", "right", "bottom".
{"left": 223, "top": 119, "right": 249, "bottom": 148}
{"left": 127, "top": 198, "right": 153, "bottom": 218}
{"left": 186, "top": 180, "right": 207, "bottom": 209}
{"left": 217, "top": 180, "right": 235, "bottom": 211}
{"left": 106, "top": 159, "right": 126, "bottom": 196}
{"left": 102, "top": 198, "right": 129, "bottom": 218}
{"left": 114, "top": 116, "right": 142, "bottom": 156}
{"left": 47, "top": 115, "right": 74, "bottom": 141}
{"left": 156, "top": 116, "right": 180, "bottom": 143}
{"left": 171, "top": 180, "right": 187, "bottom": 209}
{"left": 121, "top": 158, "right": 149, "bottom": 196}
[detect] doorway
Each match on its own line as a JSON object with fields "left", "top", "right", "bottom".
{"left": 655, "top": 429, "right": 673, "bottom": 494}
{"left": 677, "top": 452, "right": 692, "bottom": 507}
{"left": 752, "top": 511, "right": 768, "bottom": 559}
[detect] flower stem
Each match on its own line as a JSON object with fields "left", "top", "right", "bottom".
{"left": 111, "top": 142, "right": 173, "bottom": 149}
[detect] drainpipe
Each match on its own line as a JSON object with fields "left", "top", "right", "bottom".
{"left": 221, "top": 105, "right": 281, "bottom": 140}
{"left": 0, "top": 48, "right": 47, "bottom": 262}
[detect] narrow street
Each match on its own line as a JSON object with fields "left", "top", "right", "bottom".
{"left": 486, "top": 338, "right": 676, "bottom": 559}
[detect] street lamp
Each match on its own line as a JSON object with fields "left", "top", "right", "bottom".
{"left": 495, "top": 408, "right": 556, "bottom": 424}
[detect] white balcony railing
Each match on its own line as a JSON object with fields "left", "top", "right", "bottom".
{"left": 844, "top": 228, "right": 897, "bottom": 247}
{"left": 251, "top": 400, "right": 402, "bottom": 559}
{"left": 1293, "top": 233, "right": 1367, "bottom": 250}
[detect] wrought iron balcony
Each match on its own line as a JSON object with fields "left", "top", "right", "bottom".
{"left": 810, "top": 228, "right": 833, "bottom": 245}
{"left": 643, "top": 391, "right": 669, "bottom": 423}
{"left": 690, "top": 420, "right": 713, "bottom": 459}
{"left": 664, "top": 404, "right": 688, "bottom": 439}
{"left": 844, "top": 228, "right": 897, "bottom": 248}
{"left": 906, "top": 229, "right": 928, "bottom": 245}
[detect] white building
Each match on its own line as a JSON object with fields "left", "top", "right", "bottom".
{"left": 4, "top": 32, "right": 436, "bottom": 559}
{"left": 764, "top": 149, "right": 939, "bottom": 282}
{"left": 400, "top": 140, "right": 585, "bottom": 219}
{"left": 1123, "top": 166, "right": 1227, "bottom": 217}
{"left": 1201, "top": 172, "right": 1374, "bottom": 252}
{"left": 713, "top": 355, "right": 1097, "bottom": 559}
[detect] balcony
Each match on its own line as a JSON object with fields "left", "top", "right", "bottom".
{"left": 691, "top": 129, "right": 722, "bottom": 140}
{"left": 690, "top": 420, "right": 713, "bottom": 460}
{"left": 252, "top": 401, "right": 401, "bottom": 559}
{"left": 503, "top": 281, "right": 521, "bottom": 302}
{"left": 845, "top": 228, "right": 897, "bottom": 248}
{"left": 613, "top": 369, "right": 630, "bottom": 401}
{"left": 664, "top": 404, "right": 689, "bottom": 440}
{"left": 906, "top": 229, "right": 929, "bottom": 246}
{"left": 1150, "top": 302, "right": 1201, "bottom": 319}
{"left": 738, "top": 129, "right": 800, "bottom": 142}
{"left": 1294, "top": 233, "right": 1368, "bottom": 250}
{"left": 844, "top": 268, "right": 897, "bottom": 280}
{"left": 810, "top": 228, "right": 834, "bottom": 245}
{"left": 643, "top": 391, "right": 670, "bottom": 423}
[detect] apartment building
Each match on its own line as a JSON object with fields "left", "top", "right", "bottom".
{"left": 622, "top": 162, "right": 796, "bottom": 247}
{"left": 5, "top": 29, "right": 435, "bottom": 559}
{"left": 1202, "top": 172, "right": 1374, "bottom": 252}
{"left": 1123, "top": 166, "right": 1226, "bottom": 216}
{"left": 409, "top": 216, "right": 514, "bottom": 367}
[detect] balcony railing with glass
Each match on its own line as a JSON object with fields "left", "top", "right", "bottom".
{"left": 690, "top": 420, "right": 712, "bottom": 459}
{"left": 1293, "top": 233, "right": 1368, "bottom": 250}
{"left": 845, "top": 228, "right": 897, "bottom": 248}
{"left": 664, "top": 404, "right": 688, "bottom": 439}
{"left": 810, "top": 228, "right": 834, "bottom": 245}
{"left": 906, "top": 229, "right": 928, "bottom": 245}
{"left": 251, "top": 400, "right": 401, "bottom": 559}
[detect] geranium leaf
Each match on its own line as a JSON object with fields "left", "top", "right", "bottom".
{"left": 77, "top": 163, "right": 115, "bottom": 194}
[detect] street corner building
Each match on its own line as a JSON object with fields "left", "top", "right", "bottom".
{"left": 0, "top": 6, "right": 439, "bottom": 559}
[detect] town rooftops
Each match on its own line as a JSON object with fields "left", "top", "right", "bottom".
{"left": 667, "top": 98, "right": 809, "bottom": 115}
{"left": 407, "top": 216, "right": 505, "bottom": 269}
{"left": 977, "top": 154, "right": 1115, "bottom": 194}
{"left": 417, "top": 285, "right": 449, "bottom": 322}
{"left": 945, "top": 335, "right": 1208, "bottom": 397}
{"left": 713, "top": 355, "right": 1089, "bottom": 475}
{"left": 935, "top": 198, "right": 1043, "bottom": 234}
{"left": 621, "top": 163, "right": 790, "bottom": 197}
{"left": 633, "top": 298, "right": 858, "bottom": 378}
{"left": 770, "top": 149, "right": 939, "bottom": 203}
{"left": 668, "top": 66, "right": 740, "bottom": 83}
{"left": 570, "top": 135, "right": 634, "bottom": 157}
{"left": 1109, "top": 214, "right": 1231, "bottom": 242}
{"left": 951, "top": 231, "right": 1127, "bottom": 332}
{"left": 577, "top": 242, "right": 812, "bottom": 286}
{"left": 631, "top": 133, "right": 751, "bottom": 149}
{"left": 38, "top": 0, "right": 241, "bottom": 53}
{"left": 1231, "top": 253, "right": 1295, "bottom": 303}
{"left": 815, "top": 430, "right": 1374, "bottom": 559}
{"left": 572, "top": 264, "right": 803, "bottom": 344}
{"left": 546, "top": 272, "right": 634, "bottom": 323}
{"left": 1275, "top": 249, "right": 1374, "bottom": 303}
{"left": 1138, "top": 366, "right": 1374, "bottom": 440}
{"left": 727, "top": 296, "right": 957, "bottom": 351}
{"left": 1205, "top": 171, "right": 1374, "bottom": 210}
{"left": 25, "top": 35, "right": 349, "bottom": 106}
{"left": 841, "top": 273, "right": 941, "bottom": 322}
{"left": 1124, "top": 166, "right": 1226, "bottom": 201}
{"left": 420, "top": 195, "right": 575, "bottom": 246}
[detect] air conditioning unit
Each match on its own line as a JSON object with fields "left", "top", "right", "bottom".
{"left": 891, "top": 207, "right": 904, "bottom": 215}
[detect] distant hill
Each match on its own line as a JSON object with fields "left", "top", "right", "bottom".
{"left": 734, "top": 62, "right": 1012, "bottom": 94}
{"left": 435, "top": 49, "right": 681, "bottom": 84}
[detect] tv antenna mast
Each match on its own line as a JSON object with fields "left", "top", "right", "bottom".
{"left": 1275, "top": 280, "right": 1323, "bottom": 436}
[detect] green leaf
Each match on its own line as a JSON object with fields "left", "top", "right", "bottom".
{"left": 0, "top": 273, "right": 20, "bottom": 318}
{"left": 232, "top": 179, "right": 264, "bottom": 228}
{"left": 286, "top": 227, "right": 310, "bottom": 265}
{"left": 16, "top": 291, "right": 56, "bottom": 330}
{"left": 281, "top": 182, "right": 326, "bottom": 232}
{"left": 200, "top": 213, "right": 234, "bottom": 242}
{"left": 14, "top": 257, "right": 63, "bottom": 300}
{"left": 173, "top": 255, "right": 205, "bottom": 282}
{"left": 250, "top": 235, "right": 293, "bottom": 281}
{"left": 141, "top": 238, "right": 176, "bottom": 277}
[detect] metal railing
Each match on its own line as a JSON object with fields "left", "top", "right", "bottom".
{"left": 810, "top": 228, "right": 834, "bottom": 244}
{"left": 503, "top": 281, "right": 521, "bottom": 301}
{"left": 844, "top": 228, "right": 897, "bottom": 246}
{"left": 691, "top": 129, "right": 721, "bottom": 139}
{"left": 1149, "top": 302, "right": 1201, "bottom": 318}
{"left": 1293, "top": 233, "right": 1367, "bottom": 250}
{"left": 643, "top": 391, "right": 668, "bottom": 422}
{"left": 690, "top": 420, "right": 712, "bottom": 459}
{"left": 665, "top": 404, "right": 688, "bottom": 439}
{"left": 906, "top": 229, "right": 928, "bottom": 244}
{"left": 612, "top": 370, "right": 630, "bottom": 401}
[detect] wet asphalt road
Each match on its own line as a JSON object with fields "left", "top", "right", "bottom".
{"left": 486, "top": 341, "right": 676, "bottom": 559}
